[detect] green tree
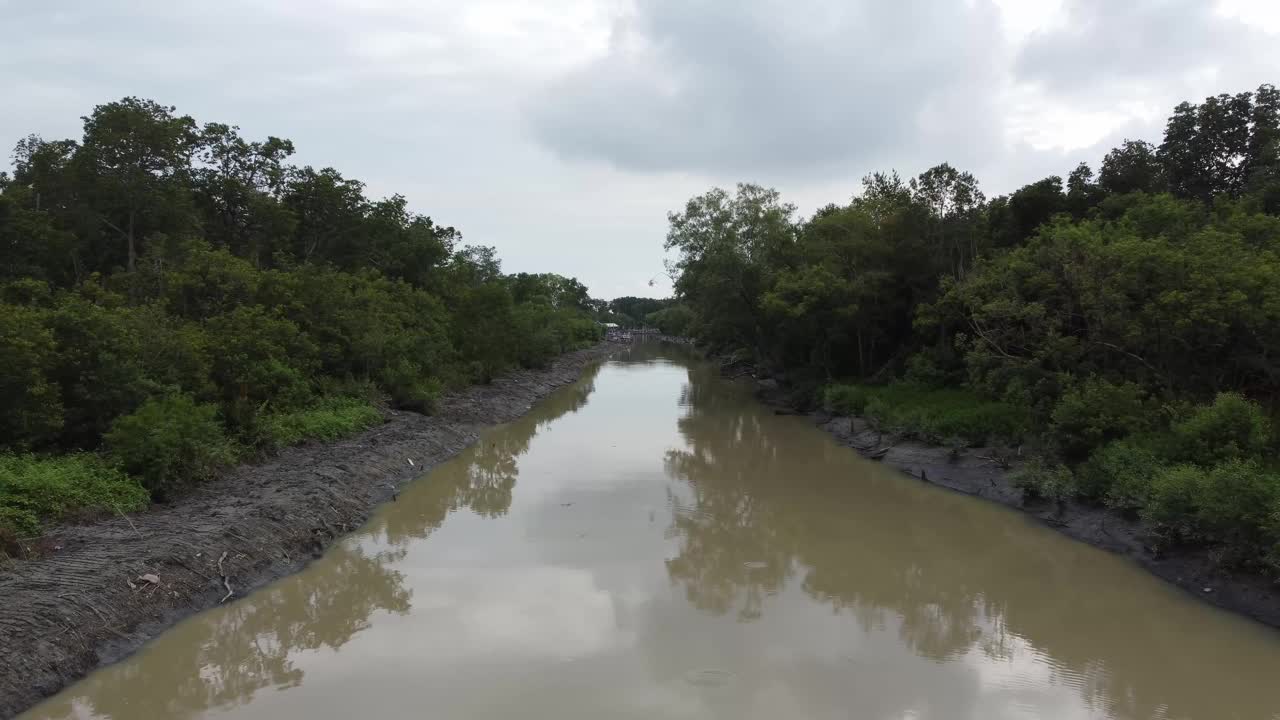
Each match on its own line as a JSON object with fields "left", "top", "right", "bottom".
{"left": 0, "top": 304, "right": 64, "bottom": 447}
{"left": 1099, "top": 140, "right": 1164, "bottom": 195}
{"left": 76, "top": 98, "right": 198, "bottom": 272}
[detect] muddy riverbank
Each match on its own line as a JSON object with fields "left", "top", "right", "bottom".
{"left": 0, "top": 344, "right": 621, "bottom": 719}
{"left": 744, "top": 368, "right": 1280, "bottom": 631}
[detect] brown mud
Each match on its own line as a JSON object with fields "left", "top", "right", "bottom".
{"left": 746, "top": 368, "right": 1280, "bottom": 632}
{"left": 0, "top": 344, "right": 621, "bottom": 719}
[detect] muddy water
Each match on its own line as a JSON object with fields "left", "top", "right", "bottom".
{"left": 20, "top": 346, "right": 1280, "bottom": 720}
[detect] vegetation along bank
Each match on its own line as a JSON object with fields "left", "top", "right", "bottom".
{"left": 0, "top": 98, "right": 622, "bottom": 714}
{"left": 669, "top": 83, "right": 1280, "bottom": 625}
{"left": 1, "top": 97, "right": 606, "bottom": 550}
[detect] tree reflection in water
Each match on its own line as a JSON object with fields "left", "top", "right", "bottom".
{"left": 36, "top": 543, "right": 409, "bottom": 720}
{"left": 661, "top": 362, "right": 1280, "bottom": 720}
{"left": 372, "top": 363, "right": 600, "bottom": 546}
{"left": 34, "top": 366, "right": 607, "bottom": 720}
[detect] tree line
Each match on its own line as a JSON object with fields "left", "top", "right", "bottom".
{"left": 665, "top": 84, "right": 1280, "bottom": 577}
{"left": 0, "top": 98, "right": 601, "bottom": 543}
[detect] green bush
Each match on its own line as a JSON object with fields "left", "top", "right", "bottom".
{"left": 0, "top": 453, "right": 149, "bottom": 535}
{"left": 823, "top": 382, "right": 1030, "bottom": 445}
{"left": 1195, "top": 459, "right": 1280, "bottom": 552}
{"left": 0, "top": 304, "right": 64, "bottom": 448}
{"left": 1269, "top": 503, "right": 1280, "bottom": 576}
{"left": 1141, "top": 464, "right": 1207, "bottom": 544}
{"left": 1013, "top": 459, "right": 1076, "bottom": 504}
{"left": 379, "top": 359, "right": 443, "bottom": 413}
{"left": 258, "top": 398, "right": 383, "bottom": 450}
{"left": 43, "top": 295, "right": 154, "bottom": 447}
{"left": 1050, "top": 377, "right": 1150, "bottom": 459}
{"left": 205, "top": 305, "right": 317, "bottom": 429}
{"left": 903, "top": 351, "right": 954, "bottom": 388}
{"left": 823, "top": 384, "right": 869, "bottom": 415}
{"left": 645, "top": 304, "right": 694, "bottom": 336}
{"left": 1079, "top": 440, "right": 1163, "bottom": 509}
{"left": 1171, "top": 392, "right": 1272, "bottom": 465}
{"left": 105, "top": 395, "right": 234, "bottom": 497}
{"left": 512, "top": 303, "right": 561, "bottom": 369}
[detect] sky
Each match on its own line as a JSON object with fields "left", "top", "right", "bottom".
{"left": 2, "top": 0, "right": 1279, "bottom": 299}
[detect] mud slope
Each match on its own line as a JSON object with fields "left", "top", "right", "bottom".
{"left": 0, "top": 344, "right": 620, "bottom": 718}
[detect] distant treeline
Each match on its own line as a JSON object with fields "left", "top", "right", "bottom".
{"left": 596, "top": 296, "right": 693, "bottom": 336}
{"left": 0, "top": 98, "right": 601, "bottom": 541}
{"left": 666, "top": 84, "right": 1280, "bottom": 577}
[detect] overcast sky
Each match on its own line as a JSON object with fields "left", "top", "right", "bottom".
{"left": 3, "top": 0, "right": 1279, "bottom": 298}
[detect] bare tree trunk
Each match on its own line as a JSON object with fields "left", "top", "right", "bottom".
{"left": 857, "top": 329, "right": 865, "bottom": 377}
{"left": 127, "top": 208, "right": 136, "bottom": 273}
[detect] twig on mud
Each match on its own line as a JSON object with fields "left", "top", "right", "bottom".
{"left": 976, "top": 453, "right": 1012, "bottom": 470}
{"left": 82, "top": 599, "right": 114, "bottom": 629}
{"left": 217, "top": 551, "right": 234, "bottom": 603}
{"left": 113, "top": 504, "right": 143, "bottom": 539}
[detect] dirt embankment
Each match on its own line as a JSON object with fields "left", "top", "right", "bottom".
{"left": 748, "top": 368, "right": 1280, "bottom": 632}
{"left": 0, "top": 344, "right": 622, "bottom": 719}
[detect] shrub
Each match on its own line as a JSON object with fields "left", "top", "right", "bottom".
{"left": 903, "top": 351, "right": 954, "bottom": 388}
{"left": 258, "top": 398, "right": 383, "bottom": 451}
{"left": 1141, "top": 465, "right": 1207, "bottom": 544}
{"left": 645, "top": 304, "right": 694, "bottom": 336}
{"left": 1079, "top": 440, "right": 1163, "bottom": 509}
{"left": 43, "top": 295, "right": 154, "bottom": 447}
{"left": 379, "top": 359, "right": 442, "bottom": 414}
{"left": 1268, "top": 503, "right": 1280, "bottom": 578}
{"left": 204, "top": 305, "right": 317, "bottom": 429}
{"left": 1050, "top": 377, "right": 1150, "bottom": 459}
{"left": 1013, "top": 459, "right": 1076, "bottom": 504}
{"left": 512, "top": 303, "right": 561, "bottom": 369}
{"left": 0, "top": 304, "right": 64, "bottom": 448}
{"left": 1195, "top": 459, "right": 1280, "bottom": 552}
{"left": 1171, "top": 392, "right": 1272, "bottom": 465}
{"left": 829, "top": 382, "right": 1031, "bottom": 445}
{"left": 823, "top": 384, "right": 869, "bottom": 416}
{"left": 105, "top": 395, "right": 234, "bottom": 497}
{"left": 0, "top": 453, "right": 149, "bottom": 535}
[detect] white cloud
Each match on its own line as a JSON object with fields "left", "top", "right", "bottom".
{"left": 2, "top": 0, "right": 1278, "bottom": 298}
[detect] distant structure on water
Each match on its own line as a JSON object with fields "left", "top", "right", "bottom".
{"left": 601, "top": 323, "right": 691, "bottom": 345}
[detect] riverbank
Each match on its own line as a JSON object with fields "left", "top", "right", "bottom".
{"left": 0, "top": 343, "right": 621, "bottom": 718}
{"left": 744, "top": 369, "right": 1280, "bottom": 631}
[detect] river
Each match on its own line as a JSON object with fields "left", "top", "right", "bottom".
{"left": 19, "top": 345, "right": 1280, "bottom": 720}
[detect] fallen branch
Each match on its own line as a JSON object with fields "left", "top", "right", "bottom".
{"left": 976, "top": 453, "right": 1011, "bottom": 470}
{"left": 113, "top": 505, "right": 143, "bottom": 540}
{"left": 217, "top": 551, "right": 234, "bottom": 603}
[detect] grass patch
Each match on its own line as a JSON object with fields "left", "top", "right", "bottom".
{"left": 0, "top": 453, "right": 149, "bottom": 537}
{"left": 258, "top": 397, "right": 384, "bottom": 451}
{"left": 823, "top": 382, "right": 1030, "bottom": 446}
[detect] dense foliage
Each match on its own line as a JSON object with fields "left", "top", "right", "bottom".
{"left": 0, "top": 98, "right": 601, "bottom": 540}
{"left": 666, "top": 84, "right": 1280, "bottom": 576}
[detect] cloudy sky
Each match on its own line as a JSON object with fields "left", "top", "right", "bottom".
{"left": 3, "top": 0, "right": 1278, "bottom": 298}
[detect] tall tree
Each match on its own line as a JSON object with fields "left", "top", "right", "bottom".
{"left": 1100, "top": 140, "right": 1164, "bottom": 196}
{"left": 76, "top": 98, "right": 198, "bottom": 272}
{"left": 910, "top": 163, "right": 984, "bottom": 278}
{"left": 192, "top": 123, "right": 296, "bottom": 266}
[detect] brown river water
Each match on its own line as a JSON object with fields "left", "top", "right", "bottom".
{"left": 19, "top": 346, "right": 1280, "bottom": 720}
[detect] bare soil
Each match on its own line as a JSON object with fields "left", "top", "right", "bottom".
{"left": 0, "top": 344, "right": 621, "bottom": 719}
{"left": 749, "top": 374, "right": 1280, "bottom": 632}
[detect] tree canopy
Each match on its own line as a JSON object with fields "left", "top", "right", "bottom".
{"left": 0, "top": 98, "right": 602, "bottom": 539}
{"left": 665, "top": 83, "right": 1280, "bottom": 577}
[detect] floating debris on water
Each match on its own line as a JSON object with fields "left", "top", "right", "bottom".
{"left": 684, "top": 668, "right": 735, "bottom": 687}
